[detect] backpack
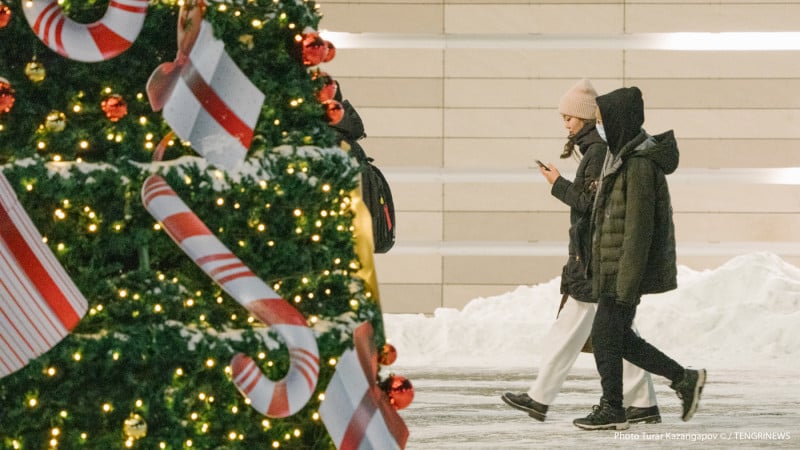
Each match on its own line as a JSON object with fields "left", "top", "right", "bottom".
{"left": 358, "top": 152, "right": 395, "bottom": 253}
{"left": 330, "top": 90, "right": 396, "bottom": 253}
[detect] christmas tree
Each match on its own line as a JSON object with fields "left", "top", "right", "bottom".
{"left": 0, "top": 0, "right": 405, "bottom": 448}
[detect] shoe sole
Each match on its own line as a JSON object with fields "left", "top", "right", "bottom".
{"left": 682, "top": 369, "right": 707, "bottom": 422}
{"left": 573, "top": 420, "right": 630, "bottom": 431}
{"left": 500, "top": 394, "right": 546, "bottom": 422}
{"left": 628, "top": 415, "right": 662, "bottom": 424}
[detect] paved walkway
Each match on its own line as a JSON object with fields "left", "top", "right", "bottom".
{"left": 396, "top": 366, "right": 798, "bottom": 449}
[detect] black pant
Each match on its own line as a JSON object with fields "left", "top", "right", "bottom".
{"left": 591, "top": 295, "right": 685, "bottom": 408}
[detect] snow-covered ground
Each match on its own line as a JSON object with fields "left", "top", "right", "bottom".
{"left": 383, "top": 252, "right": 800, "bottom": 448}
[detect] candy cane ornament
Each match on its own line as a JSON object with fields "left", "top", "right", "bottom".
{"left": 141, "top": 175, "right": 319, "bottom": 417}
{"left": 0, "top": 172, "right": 88, "bottom": 378}
{"left": 22, "top": 0, "right": 149, "bottom": 62}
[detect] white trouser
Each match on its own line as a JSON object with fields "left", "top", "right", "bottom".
{"left": 528, "top": 296, "right": 657, "bottom": 408}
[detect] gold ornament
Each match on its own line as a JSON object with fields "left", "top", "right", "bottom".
{"left": 45, "top": 110, "right": 66, "bottom": 132}
{"left": 25, "top": 61, "right": 46, "bottom": 83}
{"left": 239, "top": 34, "right": 254, "bottom": 50}
{"left": 123, "top": 413, "right": 147, "bottom": 440}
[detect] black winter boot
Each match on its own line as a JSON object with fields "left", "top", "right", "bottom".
{"left": 670, "top": 368, "right": 706, "bottom": 421}
{"left": 573, "top": 398, "right": 629, "bottom": 430}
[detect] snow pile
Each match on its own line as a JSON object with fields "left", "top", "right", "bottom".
{"left": 384, "top": 252, "right": 800, "bottom": 371}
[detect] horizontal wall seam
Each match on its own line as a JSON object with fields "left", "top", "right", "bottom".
{"left": 386, "top": 241, "right": 800, "bottom": 256}
{"left": 320, "top": 32, "right": 800, "bottom": 51}
{"left": 381, "top": 167, "right": 800, "bottom": 184}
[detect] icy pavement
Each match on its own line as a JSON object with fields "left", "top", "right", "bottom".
{"left": 383, "top": 254, "right": 800, "bottom": 448}
{"left": 395, "top": 366, "right": 798, "bottom": 449}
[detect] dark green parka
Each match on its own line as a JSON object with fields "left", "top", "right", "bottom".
{"left": 591, "top": 87, "right": 679, "bottom": 306}
{"left": 551, "top": 123, "right": 606, "bottom": 302}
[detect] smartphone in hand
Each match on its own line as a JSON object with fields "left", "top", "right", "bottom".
{"left": 535, "top": 159, "right": 550, "bottom": 171}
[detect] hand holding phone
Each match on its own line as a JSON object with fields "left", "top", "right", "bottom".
{"left": 535, "top": 159, "right": 550, "bottom": 171}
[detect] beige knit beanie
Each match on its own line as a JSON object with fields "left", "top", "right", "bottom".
{"left": 558, "top": 79, "right": 598, "bottom": 120}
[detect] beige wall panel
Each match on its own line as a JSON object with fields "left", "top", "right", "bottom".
{"left": 363, "top": 137, "right": 443, "bottom": 167}
{"left": 380, "top": 284, "right": 443, "bottom": 314}
{"left": 625, "top": 51, "right": 800, "bottom": 78}
{"left": 626, "top": 0, "right": 791, "bottom": 3}
{"left": 444, "top": 212, "right": 569, "bottom": 241}
{"left": 374, "top": 253, "right": 442, "bottom": 284}
{"left": 446, "top": 49, "right": 623, "bottom": 78}
{"left": 392, "top": 181, "right": 443, "bottom": 211}
{"left": 325, "top": 0, "right": 439, "bottom": 3}
{"left": 674, "top": 213, "right": 800, "bottom": 242}
{"left": 397, "top": 211, "right": 443, "bottom": 241}
{"left": 678, "top": 139, "right": 800, "bottom": 169}
{"left": 445, "top": 183, "right": 561, "bottom": 212}
{"left": 678, "top": 255, "right": 800, "bottom": 273}
{"left": 445, "top": 138, "right": 535, "bottom": 169}
{"left": 445, "top": 4, "right": 622, "bottom": 34}
{"left": 445, "top": 78, "right": 620, "bottom": 109}
{"left": 444, "top": 255, "right": 565, "bottom": 285}
{"left": 444, "top": 137, "right": 584, "bottom": 169}
{"left": 443, "top": 284, "right": 531, "bottom": 311}
{"left": 321, "top": 4, "right": 443, "bottom": 33}
{"left": 359, "top": 107, "right": 442, "bottom": 138}
{"left": 443, "top": 0, "right": 614, "bottom": 3}
{"left": 625, "top": 79, "right": 800, "bottom": 109}
{"left": 644, "top": 110, "right": 800, "bottom": 140}
{"left": 446, "top": 79, "right": 539, "bottom": 109}
{"left": 322, "top": 49, "right": 443, "bottom": 78}
{"left": 336, "top": 78, "right": 443, "bottom": 108}
{"left": 670, "top": 183, "right": 800, "bottom": 213}
{"left": 445, "top": 109, "right": 557, "bottom": 138}
{"left": 626, "top": 4, "right": 800, "bottom": 32}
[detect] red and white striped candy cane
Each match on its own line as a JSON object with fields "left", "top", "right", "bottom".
{"left": 22, "top": 0, "right": 149, "bottom": 62}
{"left": 141, "top": 174, "right": 319, "bottom": 417}
{"left": 0, "top": 172, "right": 88, "bottom": 378}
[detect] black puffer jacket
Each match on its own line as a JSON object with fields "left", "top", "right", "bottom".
{"left": 591, "top": 87, "right": 679, "bottom": 306}
{"left": 550, "top": 123, "right": 606, "bottom": 303}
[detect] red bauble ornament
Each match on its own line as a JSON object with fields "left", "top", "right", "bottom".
{"left": 0, "top": 78, "right": 14, "bottom": 114}
{"left": 0, "top": 5, "right": 12, "bottom": 29}
{"left": 381, "top": 374, "right": 414, "bottom": 410}
{"left": 324, "top": 99, "right": 344, "bottom": 125}
{"left": 379, "top": 343, "right": 398, "bottom": 366}
{"left": 101, "top": 94, "right": 128, "bottom": 122}
{"left": 301, "top": 32, "right": 328, "bottom": 67}
{"left": 315, "top": 72, "right": 337, "bottom": 102}
{"left": 323, "top": 41, "right": 336, "bottom": 63}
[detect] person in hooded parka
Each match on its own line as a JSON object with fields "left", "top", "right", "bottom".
{"left": 573, "top": 86, "right": 706, "bottom": 431}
